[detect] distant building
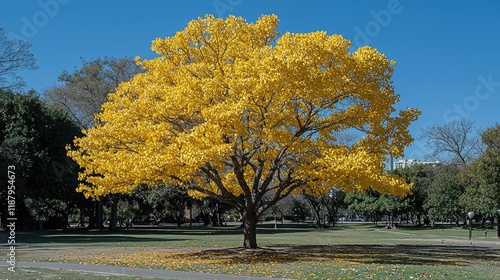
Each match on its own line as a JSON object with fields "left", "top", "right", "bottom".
{"left": 393, "top": 159, "right": 440, "bottom": 170}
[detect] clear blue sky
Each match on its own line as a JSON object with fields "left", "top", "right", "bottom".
{"left": 1, "top": 0, "right": 499, "bottom": 160}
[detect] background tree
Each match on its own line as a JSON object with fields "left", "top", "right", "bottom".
{"left": 303, "top": 193, "right": 327, "bottom": 228}
{"left": 264, "top": 193, "right": 295, "bottom": 227}
{"left": 291, "top": 195, "right": 311, "bottom": 221}
{"left": 69, "top": 15, "right": 420, "bottom": 248}
{"left": 45, "top": 56, "right": 142, "bottom": 229}
{"left": 424, "top": 165, "right": 464, "bottom": 226}
{"left": 421, "top": 119, "right": 482, "bottom": 165}
{"left": 345, "top": 190, "right": 405, "bottom": 227}
{"left": 0, "top": 90, "right": 83, "bottom": 230}
{"left": 162, "top": 185, "right": 190, "bottom": 227}
{"left": 323, "top": 187, "right": 346, "bottom": 227}
{"left": 460, "top": 124, "right": 500, "bottom": 221}
{"left": 302, "top": 187, "right": 345, "bottom": 228}
{"left": 127, "top": 185, "right": 170, "bottom": 224}
{"left": 391, "top": 164, "right": 436, "bottom": 225}
{"left": 115, "top": 186, "right": 157, "bottom": 226}
{"left": 374, "top": 193, "right": 407, "bottom": 228}
{"left": 196, "top": 197, "right": 230, "bottom": 227}
{"left": 0, "top": 28, "right": 37, "bottom": 90}
{"left": 45, "top": 56, "right": 142, "bottom": 129}
{"left": 345, "top": 190, "right": 379, "bottom": 223}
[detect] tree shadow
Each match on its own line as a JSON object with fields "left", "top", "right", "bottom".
{"left": 14, "top": 229, "right": 187, "bottom": 245}
{"left": 13, "top": 225, "right": 311, "bottom": 245}
{"left": 187, "top": 244, "right": 500, "bottom": 266}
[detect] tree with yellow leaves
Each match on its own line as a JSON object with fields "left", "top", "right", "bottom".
{"left": 69, "top": 15, "right": 420, "bottom": 249}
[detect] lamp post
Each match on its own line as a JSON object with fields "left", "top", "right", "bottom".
{"left": 467, "top": 211, "right": 474, "bottom": 240}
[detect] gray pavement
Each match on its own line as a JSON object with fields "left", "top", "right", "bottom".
{"left": 1, "top": 261, "right": 292, "bottom": 280}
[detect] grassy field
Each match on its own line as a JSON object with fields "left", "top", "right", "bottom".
{"left": 3, "top": 223, "right": 500, "bottom": 279}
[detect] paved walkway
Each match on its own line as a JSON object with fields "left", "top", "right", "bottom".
{"left": 1, "top": 261, "right": 291, "bottom": 280}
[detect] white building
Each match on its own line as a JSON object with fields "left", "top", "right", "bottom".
{"left": 393, "top": 159, "right": 440, "bottom": 170}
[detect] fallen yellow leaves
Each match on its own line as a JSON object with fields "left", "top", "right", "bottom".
{"left": 25, "top": 245, "right": 497, "bottom": 279}
{"left": 16, "top": 226, "right": 500, "bottom": 279}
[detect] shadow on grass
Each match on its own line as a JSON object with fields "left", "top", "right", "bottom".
{"left": 187, "top": 244, "right": 500, "bottom": 267}
{"left": 17, "top": 233, "right": 186, "bottom": 245}
{"left": 16, "top": 223, "right": 324, "bottom": 238}
{"left": 14, "top": 225, "right": 315, "bottom": 245}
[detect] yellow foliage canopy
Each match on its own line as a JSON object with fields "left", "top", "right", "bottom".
{"left": 69, "top": 15, "right": 420, "bottom": 208}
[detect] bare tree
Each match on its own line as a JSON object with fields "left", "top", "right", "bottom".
{"left": 45, "top": 56, "right": 142, "bottom": 129}
{"left": 421, "top": 119, "right": 482, "bottom": 165}
{"left": 0, "top": 28, "right": 37, "bottom": 90}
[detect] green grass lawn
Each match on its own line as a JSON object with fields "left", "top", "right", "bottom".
{"left": 5, "top": 223, "right": 500, "bottom": 279}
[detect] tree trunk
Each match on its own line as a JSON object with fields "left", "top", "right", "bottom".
{"left": 189, "top": 204, "right": 193, "bottom": 228}
{"left": 307, "top": 197, "right": 322, "bottom": 228}
{"left": 109, "top": 198, "right": 117, "bottom": 231}
{"left": 97, "top": 199, "right": 104, "bottom": 229}
{"left": 87, "top": 203, "right": 96, "bottom": 229}
{"left": 311, "top": 205, "right": 321, "bottom": 228}
{"left": 176, "top": 210, "right": 183, "bottom": 228}
{"left": 390, "top": 210, "right": 394, "bottom": 227}
{"left": 62, "top": 212, "right": 69, "bottom": 231}
{"left": 242, "top": 211, "right": 258, "bottom": 249}
{"left": 274, "top": 210, "right": 277, "bottom": 229}
{"left": 330, "top": 211, "right": 337, "bottom": 227}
